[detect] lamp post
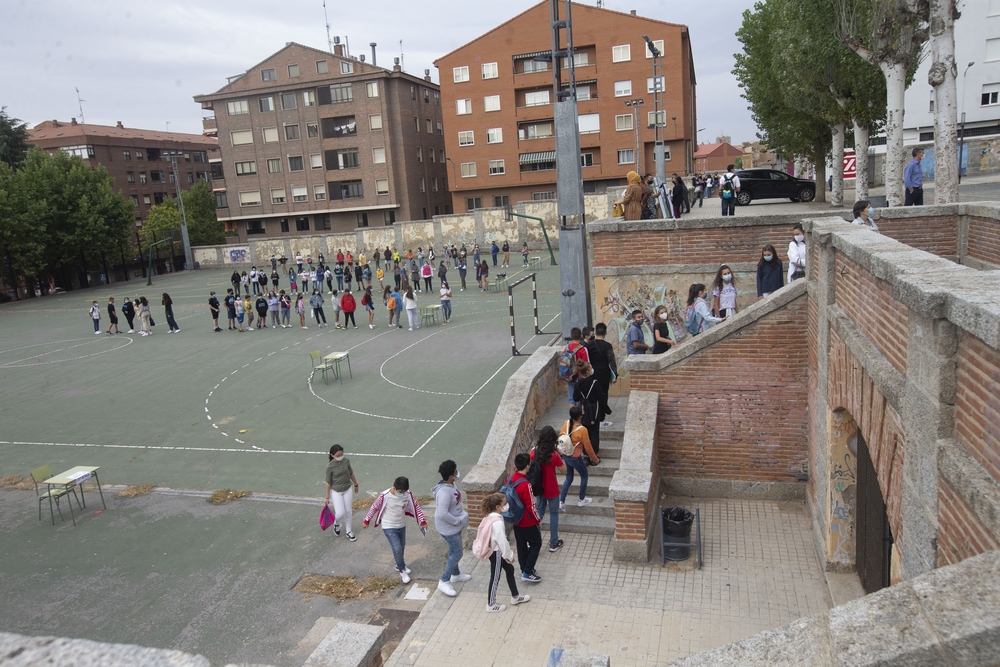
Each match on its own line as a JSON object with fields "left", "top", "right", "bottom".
{"left": 959, "top": 61, "right": 974, "bottom": 186}
{"left": 625, "top": 98, "right": 645, "bottom": 174}
{"left": 643, "top": 35, "right": 665, "bottom": 185}
{"left": 165, "top": 150, "right": 194, "bottom": 270}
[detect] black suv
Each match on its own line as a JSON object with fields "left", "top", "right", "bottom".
{"left": 732, "top": 169, "right": 815, "bottom": 206}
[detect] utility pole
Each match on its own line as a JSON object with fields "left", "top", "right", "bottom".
{"left": 625, "top": 98, "right": 645, "bottom": 175}
{"left": 644, "top": 36, "right": 666, "bottom": 184}
{"left": 166, "top": 151, "right": 194, "bottom": 270}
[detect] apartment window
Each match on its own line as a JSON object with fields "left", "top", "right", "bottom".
{"left": 456, "top": 98, "right": 472, "bottom": 115}
{"left": 263, "top": 127, "right": 279, "bottom": 143}
{"left": 215, "top": 192, "right": 228, "bottom": 209}
{"left": 615, "top": 114, "right": 633, "bottom": 131}
{"left": 384, "top": 210, "right": 396, "bottom": 224}
{"left": 427, "top": 118, "right": 433, "bottom": 133}
{"left": 259, "top": 96, "right": 274, "bottom": 112}
{"left": 415, "top": 116, "right": 421, "bottom": 131}
{"left": 288, "top": 156, "right": 304, "bottom": 171}
{"left": 139, "top": 172, "right": 147, "bottom": 183}
{"left": 292, "top": 186, "right": 308, "bottom": 202}
{"left": 328, "top": 180, "right": 364, "bottom": 199}
{"left": 123, "top": 150, "right": 131, "bottom": 161}
{"left": 325, "top": 148, "right": 360, "bottom": 169}
{"left": 440, "top": 149, "right": 446, "bottom": 162}
{"left": 647, "top": 76, "right": 664, "bottom": 93}
{"left": 645, "top": 39, "right": 665, "bottom": 58}
{"left": 983, "top": 83, "right": 1000, "bottom": 106}
{"left": 614, "top": 80, "right": 632, "bottom": 97}
{"left": 519, "top": 122, "right": 553, "bottom": 139}
{"left": 411, "top": 85, "right": 417, "bottom": 100}
{"left": 522, "top": 59, "right": 549, "bottom": 73}
{"left": 524, "top": 90, "right": 550, "bottom": 107}
{"left": 136, "top": 150, "right": 143, "bottom": 159}
{"left": 245, "top": 220, "right": 266, "bottom": 235}
{"left": 519, "top": 154, "right": 555, "bottom": 171}
{"left": 424, "top": 88, "right": 430, "bottom": 104}
{"left": 570, "top": 52, "right": 589, "bottom": 67}
{"left": 266, "top": 158, "right": 282, "bottom": 174}
{"left": 366, "top": 81, "right": 379, "bottom": 98}
{"left": 417, "top": 147, "right": 423, "bottom": 162}
{"left": 494, "top": 195, "right": 510, "bottom": 207}
{"left": 375, "top": 178, "right": 389, "bottom": 195}
{"left": 317, "top": 213, "right": 331, "bottom": 230}
{"left": 126, "top": 172, "right": 135, "bottom": 183}
{"left": 532, "top": 191, "right": 555, "bottom": 200}
{"left": 314, "top": 184, "right": 326, "bottom": 200}
{"left": 663, "top": 146, "right": 672, "bottom": 160}
{"left": 307, "top": 122, "right": 319, "bottom": 138}
{"left": 280, "top": 93, "right": 296, "bottom": 111}
{"left": 187, "top": 173, "right": 194, "bottom": 184}
{"left": 284, "top": 124, "right": 300, "bottom": 140}
{"left": 210, "top": 163, "right": 224, "bottom": 179}
{"left": 193, "top": 151, "right": 207, "bottom": 163}
{"left": 466, "top": 197, "right": 482, "bottom": 211}
{"left": 487, "top": 127, "right": 503, "bottom": 144}
{"left": 288, "top": 64, "right": 299, "bottom": 77}
{"left": 612, "top": 44, "right": 631, "bottom": 62}
{"left": 432, "top": 177, "right": 439, "bottom": 192}
{"left": 321, "top": 116, "right": 357, "bottom": 137}
{"left": 419, "top": 177, "right": 426, "bottom": 192}
{"left": 130, "top": 195, "right": 139, "bottom": 206}
{"left": 581, "top": 153, "right": 594, "bottom": 167}
{"left": 489, "top": 159, "right": 505, "bottom": 175}
{"left": 370, "top": 114, "right": 383, "bottom": 130}
{"left": 436, "top": 121, "right": 443, "bottom": 135}
{"left": 460, "top": 162, "right": 476, "bottom": 177}
{"left": 648, "top": 111, "right": 666, "bottom": 127}
{"left": 453, "top": 66, "right": 470, "bottom": 83}
{"left": 434, "top": 206, "right": 440, "bottom": 215}
{"left": 296, "top": 216, "right": 310, "bottom": 231}
{"left": 319, "top": 83, "right": 353, "bottom": 104}
{"left": 617, "top": 148, "right": 635, "bottom": 164}
{"left": 578, "top": 113, "right": 600, "bottom": 134}
{"left": 576, "top": 85, "right": 591, "bottom": 101}
{"left": 357, "top": 212, "right": 369, "bottom": 227}
{"left": 430, "top": 150, "right": 436, "bottom": 163}
{"left": 227, "top": 100, "right": 249, "bottom": 115}
{"left": 929, "top": 90, "right": 935, "bottom": 113}
{"left": 372, "top": 147, "right": 386, "bottom": 163}
{"left": 261, "top": 68, "right": 276, "bottom": 81}
{"left": 484, "top": 95, "right": 501, "bottom": 112}
{"left": 434, "top": 91, "right": 440, "bottom": 106}
{"left": 316, "top": 60, "right": 328, "bottom": 74}
{"left": 239, "top": 190, "right": 262, "bottom": 206}
{"left": 482, "top": 62, "right": 498, "bottom": 79}
{"left": 170, "top": 173, "right": 178, "bottom": 184}
{"left": 303, "top": 90, "right": 316, "bottom": 107}
{"left": 310, "top": 153, "right": 323, "bottom": 169}
{"left": 458, "top": 131, "right": 475, "bottom": 146}
{"left": 341, "top": 61, "right": 353, "bottom": 74}
{"left": 271, "top": 188, "right": 287, "bottom": 204}
{"left": 143, "top": 195, "right": 151, "bottom": 205}
{"left": 150, "top": 170, "right": 164, "bottom": 183}
{"left": 280, "top": 218, "right": 290, "bottom": 233}
{"left": 231, "top": 130, "right": 253, "bottom": 146}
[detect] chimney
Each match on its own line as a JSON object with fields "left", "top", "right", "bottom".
{"left": 71, "top": 118, "right": 78, "bottom": 125}
{"left": 393, "top": 57, "right": 401, "bottom": 73}
{"left": 370, "top": 42, "right": 377, "bottom": 67}
{"left": 334, "top": 44, "right": 344, "bottom": 57}
{"left": 424, "top": 68, "right": 432, "bottom": 82}
{"left": 630, "top": 9, "right": 637, "bottom": 14}
{"left": 116, "top": 121, "right": 124, "bottom": 128}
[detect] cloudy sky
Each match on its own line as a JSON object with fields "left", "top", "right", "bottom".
{"left": 4, "top": 0, "right": 758, "bottom": 143}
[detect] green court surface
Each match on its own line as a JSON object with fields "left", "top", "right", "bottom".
{"left": 0, "top": 260, "right": 561, "bottom": 500}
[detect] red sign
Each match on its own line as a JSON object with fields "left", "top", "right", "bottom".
{"left": 844, "top": 150, "right": 857, "bottom": 179}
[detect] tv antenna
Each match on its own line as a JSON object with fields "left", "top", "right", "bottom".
{"left": 75, "top": 87, "right": 86, "bottom": 124}
{"left": 322, "top": 0, "right": 334, "bottom": 54}
{"left": 399, "top": 40, "right": 404, "bottom": 71}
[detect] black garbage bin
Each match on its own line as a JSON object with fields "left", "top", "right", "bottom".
{"left": 662, "top": 507, "right": 694, "bottom": 561}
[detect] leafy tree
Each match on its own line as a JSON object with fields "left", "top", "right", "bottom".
{"left": 140, "top": 180, "right": 224, "bottom": 248}
{"left": 0, "top": 107, "right": 29, "bottom": 170}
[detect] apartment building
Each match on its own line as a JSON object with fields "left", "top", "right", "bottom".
{"left": 194, "top": 42, "right": 450, "bottom": 243}
{"left": 433, "top": 1, "right": 695, "bottom": 212}
{"left": 27, "top": 119, "right": 218, "bottom": 225}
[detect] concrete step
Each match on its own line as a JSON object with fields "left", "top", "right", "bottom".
{"left": 584, "top": 459, "right": 619, "bottom": 477}
{"left": 541, "top": 511, "right": 615, "bottom": 536}
{"left": 554, "top": 495, "right": 615, "bottom": 517}
{"left": 558, "top": 472, "right": 610, "bottom": 497}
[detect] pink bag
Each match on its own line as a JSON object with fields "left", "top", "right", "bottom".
{"left": 319, "top": 505, "right": 336, "bottom": 530}
{"left": 473, "top": 514, "right": 502, "bottom": 560}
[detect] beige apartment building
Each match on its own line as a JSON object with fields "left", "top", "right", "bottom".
{"left": 194, "top": 42, "right": 450, "bottom": 243}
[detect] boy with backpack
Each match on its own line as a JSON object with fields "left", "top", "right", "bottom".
{"left": 719, "top": 164, "right": 741, "bottom": 217}
{"left": 503, "top": 453, "right": 542, "bottom": 583}
{"left": 559, "top": 327, "right": 590, "bottom": 407}
{"left": 362, "top": 476, "right": 427, "bottom": 584}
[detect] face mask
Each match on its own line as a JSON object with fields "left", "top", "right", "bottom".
{"left": 455, "top": 470, "right": 460, "bottom": 479}
{"left": 723, "top": 274, "right": 732, "bottom": 282}
{"left": 334, "top": 455, "right": 344, "bottom": 462}
{"left": 763, "top": 255, "right": 773, "bottom": 262}
{"left": 659, "top": 312, "right": 668, "bottom": 320}
{"left": 867, "top": 207, "right": 874, "bottom": 217}
{"left": 500, "top": 504, "right": 509, "bottom": 514}
{"left": 794, "top": 234, "right": 805, "bottom": 242}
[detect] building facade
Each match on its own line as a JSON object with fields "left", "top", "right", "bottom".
{"left": 693, "top": 141, "right": 743, "bottom": 174}
{"left": 433, "top": 1, "right": 696, "bottom": 213}
{"left": 194, "top": 43, "right": 450, "bottom": 243}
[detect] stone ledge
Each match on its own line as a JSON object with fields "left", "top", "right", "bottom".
{"left": 587, "top": 210, "right": 850, "bottom": 235}
{"left": 963, "top": 201, "right": 1000, "bottom": 222}
{"left": 0, "top": 632, "right": 213, "bottom": 667}
{"left": 938, "top": 438, "right": 1000, "bottom": 543}
{"left": 663, "top": 478, "right": 806, "bottom": 501}
{"left": 609, "top": 469, "right": 654, "bottom": 502}
{"left": 591, "top": 262, "right": 760, "bottom": 277}
{"left": 304, "top": 621, "right": 385, "bottom": 667}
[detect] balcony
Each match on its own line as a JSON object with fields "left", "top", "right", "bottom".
{"left": 202, "top": 116, "right": 217, "bottom": 136}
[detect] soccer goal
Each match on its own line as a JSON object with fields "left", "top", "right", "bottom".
{"left": 507, "top": 273, "right": 552, "bottom": 356}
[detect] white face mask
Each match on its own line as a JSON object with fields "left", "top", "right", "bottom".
{"left": 334, "top": 455, "right": 344, "bottom": 462}
{"left": 794, "top": 234, "right": 805, "bottom": 242}
{"left": 500, "top": 504, "right": 509, "bottom": 514}
{"left": 659, "top": 312, "right": 668, "bottom": 320}
{"left": 455, "top": 470, "right": 460, "bottom": 479}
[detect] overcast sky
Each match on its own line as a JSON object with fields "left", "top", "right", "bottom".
{"left": 4, "top": 0, "right": 758, "bottom": 144}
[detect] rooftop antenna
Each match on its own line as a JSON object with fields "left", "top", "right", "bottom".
{"left": 166, "top": 121, "right": 170, "bottom": 132}
{"left": 75, "top": 87, "right": 86, "bottom": 124}
{"left": 596, "top": 0, "right": 603, "bottom": 6}
{"left": 322, "top": 0, "right": 334, "bottom": 54}
{"left": 400, "top": 40, "right": 404, "bottom": 71}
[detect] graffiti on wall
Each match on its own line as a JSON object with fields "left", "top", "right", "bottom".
{"left": 980, "top": 138, "right": 1000, "bottom": 173}
{"left": 827, "top": 409, "right": 858, "bottom": 567}
{"left": 224, "top": 247, "right": 249, "bottom": 264}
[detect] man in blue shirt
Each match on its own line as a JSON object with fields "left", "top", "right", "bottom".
{"left": 625, "top": 310, "right": 649, "bottom": 355}
{"left": 904, "top": 147, "right": 924, "bottom": 206}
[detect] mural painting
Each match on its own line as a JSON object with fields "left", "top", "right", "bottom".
{"left": 361, "top": 228, "right": 396, "bottom": 254}
{"left": 827, "top": 409, "right": 858, "bottom": 568}
{"left": 980, "top": 138, "right": 1000, "bottom": 173}
{"left": 253, "top": 239, "right": 286, "bottom": 266}
{"left": 223, "top": 246, "right": 249, "bottom": 264}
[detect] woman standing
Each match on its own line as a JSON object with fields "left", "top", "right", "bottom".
{"left": 362, "top": 286, "right": 377, "bottom": 329}
{"left": 403, "top": 287, "right": 419, "bottom": 331}
{"left": 672, "top": 176, "right": 686, "bottom": 219}
{"left": 440, "top": 280, "right": 453, "bottom": 324}
{"left": 479, "top": 260, "right": 489, "bottom": 291}
{"left": 559, "top": 405, "right": 600, "bottom": 509}
{"left": 421, "top": 261, "right": 434, "bottom": 293}
{"left": 309, "top": 289, "right": 328, "bottom": 327}
{"left": 650, "top": 305, "right": 673, "bottom": 354}
{"left": 614, "top": 171, "right": 644, "bottom": 221}
{"left": 472, "top": 243, "right": 481, "bottom": 268}
{"left": 121, "top": 297, "right": 136, "bottom": 333}
{"left": 530, "top": 426, "right": 566, "bottom": 553}
{"left": 296, "top": 292, "right": 307, "bottom": 329}
{"left": 756, "top": 244, "right": 784, "bottom": 299}
{"left": 437, "top": 261, "right": 448, "bottom": 290}
{"left": 324, "top": 445, "right": 359, "bottom": 542}
{"left": 230, "top": 270, "right": 241, "bottom": 297}
{"left": 393, "top": 262, "right": 402, "bottom": 290}
{"left": 521, "top": 242, "right": 530, "bottom": 267}
{"left": 409, "top": 261, "right": 420, "bottom": 293}
{"left": 572, "top": 362, "right": 608, "bottom": 454}
{"left": 340, "top": 289, "right": 357, "bottom": 329}
{"left": 270, "top": 269, "right": 280, "bottom": 291}
{"left": 138, "top": 296, "right": 153, "bottom": 336}
{"left": 267, "top": 291, "right": 280, "bottom": 328}
{"left": 240, "top": 271, "right": 250, "bottom": 296}
{"left": 711, "top": 265, "right": 739, "bottom": 318}
{"left": 787, "top": 223, "right": 807, "bottom": 282}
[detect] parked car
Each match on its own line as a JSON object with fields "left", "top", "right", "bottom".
{"left": 733, "top": 169, "right": 815, "bottom": 206}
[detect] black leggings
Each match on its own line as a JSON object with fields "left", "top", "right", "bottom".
{"left": 344, "top": 311, "right": 356, "bottom": 327}
{"left": 488, "top": 551, "right": 519, "bottom": 606}
{"left": 313, "top": 307, "right": 326, "bottom": 324}
{"left": 424, "top": 277, "right": 433, "bottom": 292}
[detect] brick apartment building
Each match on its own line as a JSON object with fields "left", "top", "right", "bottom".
{"left": 194, "top": 42, "right": 450, "bottom": 243}
{"left": 27, "top": 119, "right": 219, "bottom": 229}
{"left": 693, "top": 141, "right": 743, "bottom": 174}
{"left": 433, "top": 1, "right": 696, "bottom": 212}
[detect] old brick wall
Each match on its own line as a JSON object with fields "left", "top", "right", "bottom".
{"left": 591, "top": 226, "right": 789, "bottom": 268}
{"left": 937, "top": 477, "right": 1000, "bottom": 566}
{"left": 967, "top": 216, "right": 1000, "bottom": 268}
{"left": 834, "top": 254, "right": 909, "bottom": 375}
{"left": 955, "top": 332, "right": 1000, "bottom": 488}
{"left": 875, "top": 215, "right": 958, "bottom": 257}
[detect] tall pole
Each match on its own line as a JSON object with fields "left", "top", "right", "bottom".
{"left": 959, "top": 62, "right": 974, "bottom": 186}
{"left": 168, "top": 152, "right": 195, "bottom": 270}
{"left": 644, "top": 36, "right": 666, "bottom": 184}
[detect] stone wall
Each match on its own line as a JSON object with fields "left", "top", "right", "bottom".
{"left": 609, "top": 391, "right": 660, "bottom": 561}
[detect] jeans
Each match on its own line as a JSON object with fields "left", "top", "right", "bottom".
{"left": 561, "top": 455, "right": 589, "bottom": 502}
{"left": 513, "top": 523, "right": 542, "bottom": 576}
{"left": 165, "top": 307, "right": 179, "bottom": 331}
{"left": 536, "top": 495, "right": 560, "bottom": 546}
{"left": 694, "top": 190, "right": 704, "bottom": 207}
{"left": 721, "top": 197, "right": 736, "bottom": 216}
{"left": 492, "top": 253, "right": 498, "bottom": 266}
{"left": 441, "top": 531, "right": 464, "bottom": 582}
{"left": 567, "top": 379, "right": 577, "bottom": 404}
{"left": 93, "top": 319, "right": 100, "bottom": 332}
{"left": 441, "top": 300, "right": 452, "bottom": 320}
{"left": 383, "top": 526, "right": 407, "bottom": 572}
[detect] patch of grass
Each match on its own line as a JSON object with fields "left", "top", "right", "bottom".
{"left": 209, "top": 488, "right": 252, "bottom": 505}
{"left": 294, "top": 574, "right": 398, "bottom": 602}
{"left": 117, "top": 483, "right": 156, "bottom": 498}
{"left": 351, "top": 494, "right": 434, "bottom": 511}
{"left": 0, "top": 475, "right": 34, "bottom": 490}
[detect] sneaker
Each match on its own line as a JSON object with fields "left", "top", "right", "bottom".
{"left": 174, "top": 329, "right": 181, "bottom": 332}
{"left": 302, "top": 326, "right": 308, "bottom": 329}
{"left": 578, "top": 497, "right": 593, "bottom": 507}
{"left": 333, "top": 523, "right": 341, "bottom": 536}
{"left": 403, "top": 567, "right": 412, "bottom": 574}
{"left": 437, "top": 580, "right": 457, "bottom": 597}
{"left": 167, "top": 330, "right": 173, "bottom": 334}
{"left": 127, "top": 329, "right": 134, "bottom": 334}
{"left": 521, "top": 573, "right": 542, "bottom": 583}
{"left": 548, "top": 540, "right": 564, "bottom": 553}
{"left": 346, "top": 532, "right": 356, "bottom": 542}
{"left": 399, "top": 570, "right": 411, "bottom": 584}
{"left": 600, "top": 420, "right": 613, "bottom": 428}
{"left": 559, "top": 501, "right": 565, "bottom": 511}
{"left": 353, "top": 325, "right": 358, "bottom": 329}
{"left": 511, "top": 595, "right": 531, "bottom": 605}
{"left": 369, "top": 324, "right": 373, "bottom": 329}
{"left": 450, "top": 573, "right": 472, "bottom": 583}
{"left": 486, "top": 604, "right": 507, "bottom": 613}
{"left": 408, "top": 327, "right": 413, "bottom": 331}
{"left": 95, "top": 331, "right": 102, "bottom": 335}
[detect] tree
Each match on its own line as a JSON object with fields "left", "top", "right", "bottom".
{"left": 0, "top": 107, "right": 29, "bottom": 170}
{"left": 140, "top": 180, "right": 224, "bottom": 248}
{"left": 928, "top": 0, "right": 959, "bottom": 203}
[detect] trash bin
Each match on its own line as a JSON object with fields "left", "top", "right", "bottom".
{"left": 661, "top": 507, "right": 694, "bottom": 561}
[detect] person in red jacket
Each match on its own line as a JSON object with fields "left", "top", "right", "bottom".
{"left": 511, "top": 453, "right": 542, "bottom": 583}
{"left": 340, "top": 289, "right": 357, "bottom": 329}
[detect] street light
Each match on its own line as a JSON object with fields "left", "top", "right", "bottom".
{"left": 625, "top": 98, "right": 645, "bottom": 174}
{"left": 643, "top": 35, "right": 666, "bottom": 184}
{"left": 960, "top": 61, "right": 974, "bottom": 186}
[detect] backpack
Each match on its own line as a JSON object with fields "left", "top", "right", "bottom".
{"left": 387, "top": 295, "right": 397, "bottom": 310}
{"left": 579, "top": 381, "right": 599, "bottom": 428}
{"left": 526, "top": 448, "right": 544, "bottom": 496}
{"left": 720, "top": 175, "right": 735, "bottom": 199}
{"left": 558, "top": 342, "right": 580, "bottom": 381}
{"left": 472, "top": 515, "right": 502, "bottom": 560}
{"left": 685, "top": 299, "right": 705, "bottom": 335}
{"left": 499, "top": 477, "right": 527, "bottom": 524}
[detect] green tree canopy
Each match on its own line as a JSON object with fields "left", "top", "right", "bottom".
{"left": 0, "top": 107, "right": 29, "bottom": 170}
{"left": 140, "top": 179, "right": 224, "bottom": 248}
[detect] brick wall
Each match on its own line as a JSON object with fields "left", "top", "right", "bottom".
{"left": 592, "top": 226, "right": 789, "bottom": 268}
{"left": 876, "top": 215, "right": 958, "bottom": 257}
{"left": 834, "top": 254, "right": 909, "bottom": 375}
{"left": 614, "top": 500, "right": 650, "bottom": 540}
{"left": 967, "top": 216, "right": 1000, "bottom": 268}
{"left": 629, "top": 296, "right": 810, "bottom": 483}
{"left": 807, "top": 293, "right": 821, "bottom": 509}
{"left": 955, "top": 331, "right": 1000, "bottom": 484}
{"left": 937, "top": 477, "right": 1000, "bottom": 566}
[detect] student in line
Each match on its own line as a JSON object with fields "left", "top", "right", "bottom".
{"left": 295, "top": 292, "right": 307, "bottom": 329}
{"left": 324, "top": 444, "right": 359, "bottom": 542}
{"left": 510, "top": 453, "right": 543, "bottom": 583}
{"left": 341, "top": 289, "right": 357, "bottom": 329}
{"left": 530, "top": 427, "right": 566, "bottom": 553}
{"left": 362, "top": 286, "right": 377, "bottom": 329}
{"left": 309, "top": 289, "right": 328, "bottom": 328}
{"left": 559, "top": 405, "right": 600, "bottom": 509}
{"left": 363, "top": 476, "right": 427, "bottom": 584}
{"left": 439, "top": 280, "right": 453, "bottom": 324}
{"left": 685, "top": 283, "right": 725, "bottom": 335}
{"left": 572, "top": 361, "right": 608, "bottom": 454}
{"left": 403, "top": 287, "right": 419, "bottom": 331}
{"left": 650, "top": 306, "right": 673, "bottom": 354}
{"left": 756, "top": 244, "right": 784, "bottom": 299}
{"left": 711, "top": 264, "right": 739, "bottom": 318}
{"left": 121, "top": 296, "right": 136, "bottom": 333}
{"left": 106, "top": 297, "right": 121, "bottom": 334}
{"left": 432, "top": 460, "right": 472, "bottom": 597}
{"left": 473, "top": 492, "right": 530, "bottom": 613}
{"left": 89, "top": 300, "right": 102, "bottom": 334}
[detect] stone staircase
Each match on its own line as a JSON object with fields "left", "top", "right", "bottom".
{"left": 534, "top": 396, "right": 628, "bottom": 536}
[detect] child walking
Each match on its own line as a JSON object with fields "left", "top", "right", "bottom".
{"left": 473, "top": 492, "right": 531, "bottom": 612}
{"left": 363, "top": 476, "right": 427, "bottom": 583}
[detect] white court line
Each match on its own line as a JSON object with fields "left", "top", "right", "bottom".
{"left": 0, "top": 336, "right": 133, "bottom": 367}
{"left": 0, "top": 440, "right": 407, "bottom": 457}
{"left": 377, "top": 323, "right": 478, "bottom": 397}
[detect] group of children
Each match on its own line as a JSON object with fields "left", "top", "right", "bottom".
{"left": 88, "top": 294, "right": 181, "bottom": 337}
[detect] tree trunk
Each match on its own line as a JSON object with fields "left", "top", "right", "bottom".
{"left": 854, "top": 122, "right": 870, "bottom": 201}
{"left": 882, "top": 61, "right": 908, "bottom": 207}
{"left": 929, "top": 0, "right": 958, "bottom": 203}
{"left": 831, "top": 122, "right": 846, "bottom": 207}
{"left": 119, "top": 242, "right": 129, "bottom": 281}
{"left": 814, "top": 155, "right": 827, "bottom": 205}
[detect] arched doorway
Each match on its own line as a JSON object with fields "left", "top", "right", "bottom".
{"left": 856, "top": 431, "right": 893, "bottom": 593}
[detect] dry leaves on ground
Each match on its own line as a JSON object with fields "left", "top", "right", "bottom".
{"left": 117, "top": 483, "right": 156, "bottom": 498}
{"left": 0, "top": 475, "right": 35, "bottom": 490}
{"left": 209, "top": 488, "right": 252, "bottom": 504}
{"left": 294, "top": 574, "right": 398, "bottom": 602}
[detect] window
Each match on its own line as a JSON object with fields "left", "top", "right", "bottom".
{"left": 522, "top": 59, "right": 549, "bottom": 73}
{"left": 316, "top": 60, "right": 328, "bottom": 74}
{"left": 415, "top": 116, "right": 421, "bottom": 131}
{"left": 143, "top": 195, "right": 151, "bottom": 205}
{"left": 460, "top": 162, "right": 477, "bottom": 177}
{"left": 130, "top": 195, "right": 139, "bottom": 207}
{"left": 424, "top": 88, "right": 430, "bottom": 104}
{"left": 296, "top": 216, "right": 310, "bottom": 231}
{"left": 321, "top": 116, "right": 357, "bottom": 137}
{"left": 280, "top": 218, "right": 290, "bottom": 232}
{"left": 434, "top": 91, "right": 440, "bottom": 106}
{"left": 440, "top": 149, "right": 445, "bottom": 162}
{"left": 519, "top": 122, "right": 553, "bottom": 139}
{"left": 578, "top": 113, "right": 600, "bottom": 134}
{"left": 288, "top": 64, "right": 299, "bottom": 77}
{"left": 303, "top": 90, "right": 316, "bottom": 107}
{"left": 494, "top": 194, "right": 510, "bottom": 207}
{"left": 187, "top": 173, "right": 194, "bottom": 183}
{"left": 417, "top": 147, "right": 423, "bottom": 162}
{"left": 227, "top": 100, "right": 249, "bottom": 115}
{"left": 489, "top": 159, "right": 505, "bottom": 175}
{"left": 519, "top": 155, "right": 555, "bottom": 171}
{"left": 314, "top": 184, "right": 326, "bottom": 200}
{"left": 375, "top": 178, "right": 389, "bottom": 195}
{"left": 266, "top": 158, "right": 282, "bottom": 174}
{"left": 466, "top": 197, "right": 482, "bottom": 211}
{"left": 612, "top": 44, "right": 631, "bottom": 62}
{"left": 453, "top": 65, "right": 470, "bottom": 82}
{"left": 259, "top": 96, "right": 274, "bottom": 112}
{"left": 139, "top": 172, "right": 147, "bottom": 183}
{"left": 357, "top": 212, "right": 369, "bottom": 227}
{"left": 320, "top": 83, "right": 353, "bottom": 104}
{"left": 419, "top": 177, "right": 426, "bottom": 192}
{"left": 929, "top": 90, "right": 935, "bottom": 113}
{"left": 482, "top": 62, "right": 498, "bottom": 79}
{"left": 614, "top": 80, "right": 632, "bottom": 97}
{"left": 211, "top": 163, "right": 224, "bottom": 179}
{"left": 136, "top": 150, "right": 143, "bottom": 159}
{"left": 150, "top": 170, "right": 164, "bottom": 183}
{"left": 328, "top": 180, "right": 364, "bottom": 199}
{"left": 372, "top": 147, "right": 386, "bottom": 163}
{"left": 434, "top": 206, "right": 440, "bottom": 215}
{"left": 576, "top": 85, "right": 591, "bottom": 101}
{"left": 458, "top": 131, "right": 475, "bottom": 146}
{"left": 427, "top": 118, "right": 433, "bottom": 133}
{"left": 615, "top": 114, "right": 633, "bottom": 131}
{"left": 645, "top": 39, "right": 664, "bottom": 58}
{"left": 384, "top": 210, "right": 396, "bottom": 224}
{"left": 436, "top": 120, "right": 443, "bottom": 135}
{"left": 581, "top": 153, "right": 594, "bottom": 167}
{"left": 569, "top": 52, "right": 589, "bottom": 67}
{"left": 524, "top": 90, "right": 550, "bottom": 107}
{"left": 487, "top": 127, "right": 503, "bottom": 144}
{"left": 433, "top": 177, "right": 439, "bottom": 191}
{"left": 617, "top": 148, "right": 635, "bottom": 164}
{"left": 341, "top": 61, "right": 353, "bottom": 74}
{"left": 126, "top": 172, "right": 135, "bottom": 183}
{"left": 307, "top": 122, "right": 319, "bottom": 138}
{"left": 317, "top": 214, "right": 331, "bottom": 230}
{"left": 215, "top": 192, "right": 228, "bottom": 209}
{"left": 532, "top": 191, "right": 555, "bottom": 200}
{"left": 288, "top": 156, "right": 304, "bottom": 171}
{"left": 271, "top": 188, "right": 287, "bottom": 204}
{"left": 146, "top": 148, "right": 161, "bottom": 161}
{"left": 261, "top": 68, "right": 276, "bottom": 81}
{"left": 231, "top": 130, "right": 253, "bottom": 146}
{"left": 263, "top": 127, "right": 279, "bottom": 143}
{"left": 325, "top": 148, "right": 360, "bottom": 169}
{"left": 648, "top": 111, "right": 666, "bottom": 127}
{"left": 484, "top": 95, "right": 501, "bottom": 112}
{"left": 647, "top": 76, "right": 664, "bottom": 93}
{"left": 292, "top": 186, "right": 308, "bottom": 202}
{"left": 247, "top": 220, "right": 266, "bottom": 235}
{"left": 239, "top": 191, "right": 262, "bottom": 207}
{"left": 370, "top": 114, "right": 383, "bottom": 130}
{"left": 456, "top": 98, "right": 472, "bottom": 115}
{"left": 411, "top": 85, "right": 417, "bottom": 100}
{"left": 123, "top": 150, "right": 131, "bottom": 160}
{"left": 193, "top": 151, "right": 207, "bottom": 162}
{"left": 310, "top": 153, "right": 323, "bottom": 169}
{"left": 983, "top": 83, "right": 1000, "bottom": 106}
{"left": 280, "top": 93, "right": 297, "bottom": 110}
{"left": 430, "top": 150, "right": 436, "bottom": 163}
{"left": 283, "top": 124, "right": 299, "bottom": 140}
{"left": 366, "top": 81, "right": 379, "bottom": 98}
{"left": 234, "top": 161, "right": 255, "bottom": 176}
